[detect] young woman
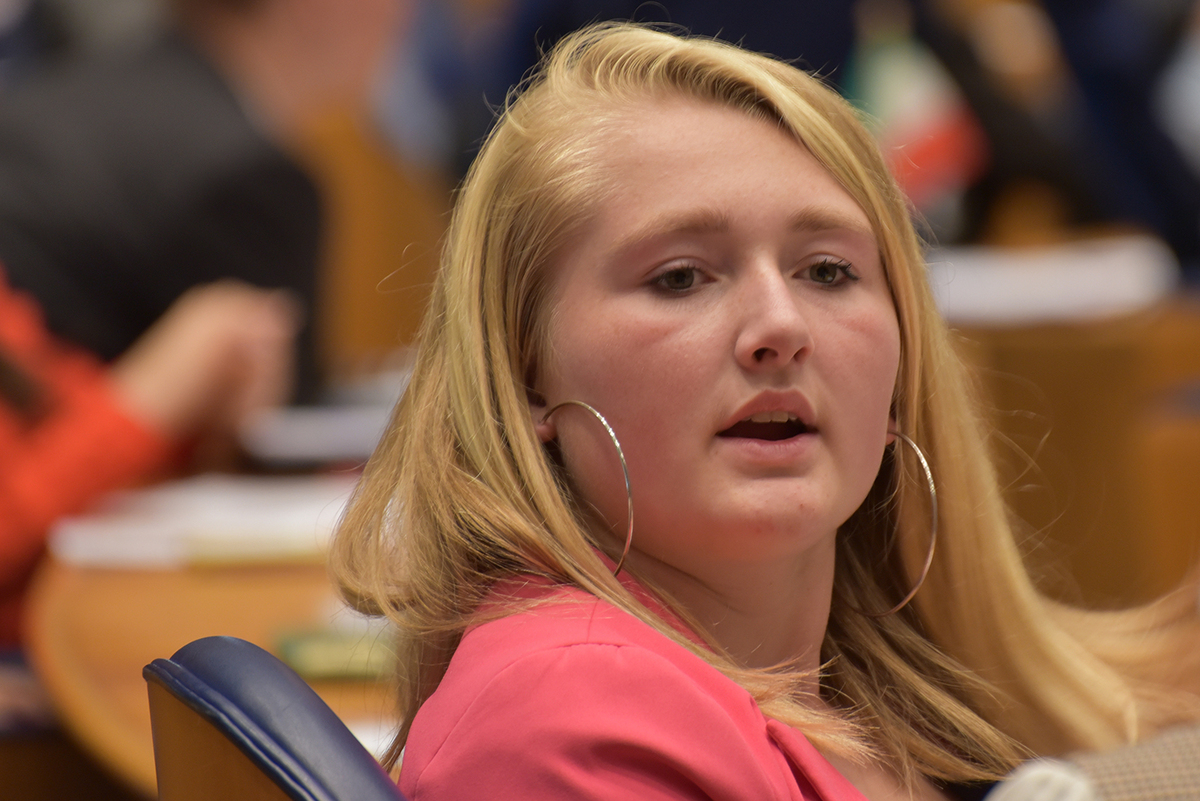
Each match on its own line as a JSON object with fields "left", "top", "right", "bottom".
{"left": 331, "top": 22, "right": 1200, "bottom": 800}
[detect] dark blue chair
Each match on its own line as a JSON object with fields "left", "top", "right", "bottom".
{"left": 144, "top": 635, "right": 405, "bottom": 801}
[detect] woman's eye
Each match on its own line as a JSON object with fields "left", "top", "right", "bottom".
{"left": 653, "top": 267, "right": 700, "bottom": 292}
{"left": 806, "top": 259, "right": 857, "bottom": 286}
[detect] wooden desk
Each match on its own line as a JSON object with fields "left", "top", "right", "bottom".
{"left": 954, "top": 297, "right": 1200, "bottom": 606}
{"left": 24, "top": 559, "right": 397, "bottom": 798}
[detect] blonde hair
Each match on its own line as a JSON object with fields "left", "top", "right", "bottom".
{"left": 331, "top": 21, "right": 1200, "bottom": 786}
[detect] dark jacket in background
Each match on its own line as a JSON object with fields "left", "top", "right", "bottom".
{"left": 0, "top": 33, "right": 322, "bottom": 400}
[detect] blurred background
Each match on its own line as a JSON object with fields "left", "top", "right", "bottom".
{"left": 3, "top": 0, "right": 1200, "bottom": 797}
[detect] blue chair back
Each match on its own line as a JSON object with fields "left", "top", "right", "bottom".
{"left": 144, "top": 635, "right": 404, "bottom": 801}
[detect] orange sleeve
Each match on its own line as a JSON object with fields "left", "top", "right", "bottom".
{"left": 0, "top": 274, "right": 174, "bottom": 608}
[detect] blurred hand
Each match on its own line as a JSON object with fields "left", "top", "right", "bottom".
{"left": 110, "top": 281, "right": 301, "bottom": 441}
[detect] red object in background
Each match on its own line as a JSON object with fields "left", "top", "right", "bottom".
{"left": 885, "top": 103, "right": 991, "bottom": 210}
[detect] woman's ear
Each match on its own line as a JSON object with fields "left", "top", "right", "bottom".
{"left": 526, "top": 356, "right": 558, "bottom": 443}
{"left": 886, "top": 413, "right": 898, "bottom": 445}
{"left": 528, "top": 387, "right": 556, "bottom": 443}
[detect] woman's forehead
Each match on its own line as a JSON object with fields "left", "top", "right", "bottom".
{"left": 565, "top": 99, "right": 872, "bottom": 233}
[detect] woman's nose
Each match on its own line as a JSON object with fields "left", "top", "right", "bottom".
{"left": 733, "top": 270, "right": 813, "bottom": 370}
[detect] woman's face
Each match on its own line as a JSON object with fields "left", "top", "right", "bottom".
{"left": 532, "top": 98, "right": 901, "bottom": 581}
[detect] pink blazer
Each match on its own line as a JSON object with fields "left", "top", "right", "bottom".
{"left": 399, "top": 575, "right": 869, "bottom": 800}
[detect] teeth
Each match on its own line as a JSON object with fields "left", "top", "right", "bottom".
{"left": 747, "top": 411, "right": 797, "bottom": 424}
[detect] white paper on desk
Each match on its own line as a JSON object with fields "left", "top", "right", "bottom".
{"left": 239, "top": 365, "right": 412, "bottom": 466}
{"left": 927, "top": 234, "right": 1181, "bottom": 325}
{"left": 239, "top": 404, "right": 394, "bottom": 466}
{"left": 49, "top": 473, "right": 360, "bottom": 569}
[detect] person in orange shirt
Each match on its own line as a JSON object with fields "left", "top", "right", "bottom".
{"left": 0, "top": 269, "right": 298, "bottom": 650}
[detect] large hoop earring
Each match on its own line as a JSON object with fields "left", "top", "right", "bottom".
{"left": 541, "top": 400, "right": 634, "bottom": 576}
{"left": 853, "top": 431, "right": 938, "bottom": 618}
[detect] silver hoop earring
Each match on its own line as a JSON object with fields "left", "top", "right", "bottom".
{"left": 853, "top": 431, "right": 938, "bottom": 619}
{"left": 541, "top": 400, "right": 634, "bottom": 576}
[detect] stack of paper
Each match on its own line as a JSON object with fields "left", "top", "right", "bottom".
{"left": 927, "top": 234, "right": 1180, "bottom": 325}
{"left": 49, "top": 472, "right": 360, "bottom": 569}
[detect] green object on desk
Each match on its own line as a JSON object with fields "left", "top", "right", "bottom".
{"left": 276, "top": 629, "right": 396, "bottom": 681}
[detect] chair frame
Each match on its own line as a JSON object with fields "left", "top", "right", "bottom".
{"left": 144, "top": 635, "right": 402, "bottom": 801}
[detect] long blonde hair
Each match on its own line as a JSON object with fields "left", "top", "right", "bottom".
{"left": 331, "top": 21, "right": 1200, "bottom": 785}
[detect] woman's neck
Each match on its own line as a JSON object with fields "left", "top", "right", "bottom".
{"left": 626, "top": 535, "right": 836, "bottom": 677}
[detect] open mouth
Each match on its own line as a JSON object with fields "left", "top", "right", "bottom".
{"left": 717, "top": 411, "right": 812, "bottom": 442}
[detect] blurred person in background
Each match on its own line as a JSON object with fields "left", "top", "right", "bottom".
{"left": 1037, "top": 0, "right": 1200, "bottom": 273}
{"left": 0, "top": 0, "right": 407, "bottom": 402}
{"left": 883, "top": 0, "right": 1200, "bottom": 270}
{"left": 0, "top": 269, "right": 297, "bottom": 729}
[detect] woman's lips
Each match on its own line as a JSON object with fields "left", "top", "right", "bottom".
{"left": 717, "top": 419, "right": 812, "bottom": 441}
{"left": 713, "top": 423, "right": 819, "bottom": 469}
{"left": 720, "top": 391, "right": 817, "bottom": 440}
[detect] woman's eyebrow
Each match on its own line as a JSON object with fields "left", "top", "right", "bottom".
{"left": 611, "top": 208, "right": 732, "bottom": 254}
{"left": 788, "top": 207, "right": 875, "bottom": 240}
{"left": 608, "top": 206, "right": 875, "bottom": 258}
